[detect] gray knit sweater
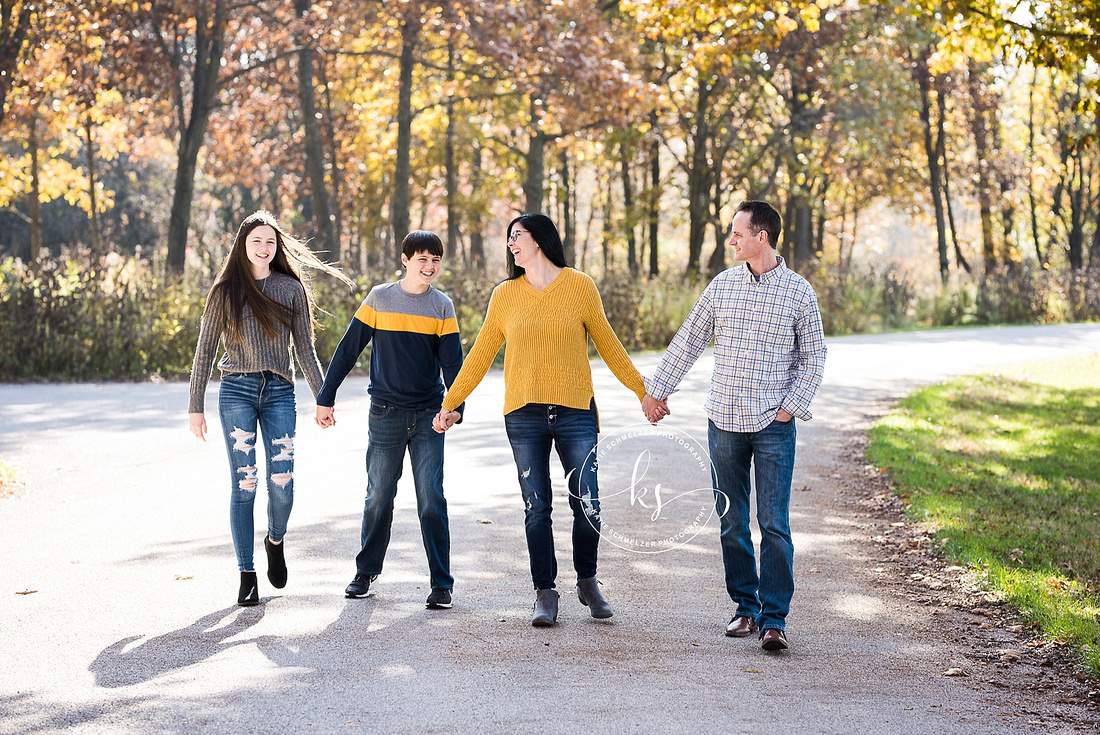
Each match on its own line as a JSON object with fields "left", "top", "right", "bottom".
{"left": 188, "top": 272, "right": 324, "bottom": 413}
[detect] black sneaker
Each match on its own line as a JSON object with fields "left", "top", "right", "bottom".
{"left": 425, "top": 588, "right": 452, "bottom": 609}
{"left": 345, "top": 574, "right": 376, "bottom": 598}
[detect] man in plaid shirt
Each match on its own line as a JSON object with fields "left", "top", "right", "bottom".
{"left": 643, "top": 200, "right": 827, "bottom": 652}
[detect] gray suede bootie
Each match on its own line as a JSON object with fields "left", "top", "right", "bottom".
{"left": 576, "top": 577, "right": 613, "bottom": 618}
{"left": 531, "top": 588, "right": 560, "bottom": 627}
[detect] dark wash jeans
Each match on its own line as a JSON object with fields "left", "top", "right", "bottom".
{"left": 708, "top": 417, "right": 797, "bottom": 633}
{"left": 356, "top": 401, "right": 453, "bottom": 591}
{"left": 218, "top": 371, "right": 297, "bottom": 572}
{"left": 504, "top": 401, "right": 601, "bottom": 590}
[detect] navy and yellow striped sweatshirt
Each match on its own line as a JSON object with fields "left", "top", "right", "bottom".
{"left": 317, "top": 281, "right": 464, "bottom": 414}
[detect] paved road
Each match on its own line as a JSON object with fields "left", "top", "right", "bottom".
{"left": 2, "top": 324, "right": 1099, "bottom": 734}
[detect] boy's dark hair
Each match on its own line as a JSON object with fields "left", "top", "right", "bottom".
{"left": 735, "top": 200, "right": 782, "bottom": 248}
{"left": 505, "top": 213, "right": 569, "bottom": 279}
{"left": 402, "top": 230, "right": 445, "bottom": 259}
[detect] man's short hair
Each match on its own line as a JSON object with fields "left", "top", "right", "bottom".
{"left": 735, "top": 200, "right": 782, "bottom": 248}
{"left": 402, "top": 230, "right": 445, "bottom": 258}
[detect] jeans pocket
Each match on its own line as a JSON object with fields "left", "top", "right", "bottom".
{"left": 369, "top": 402, "right": 391, "bottom": 419}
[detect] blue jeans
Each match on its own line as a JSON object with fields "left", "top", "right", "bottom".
{"left": 356, "top": 402, "right": 452, "bottom": 590}
{"left": 708, "top": 418, "right": 797, "bottom": 633}
{"left": 218, "top": 371, "right": 297, "bottom": 572}
{"left": 504, "top": 402, "right": 601, "bottom": 590}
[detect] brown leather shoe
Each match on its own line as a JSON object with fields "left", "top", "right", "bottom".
{"left": 760, "top": 628, "right": 788, "bottom": 651}
{"left": 725, "top": 615, "right": 758, "bottom": 637}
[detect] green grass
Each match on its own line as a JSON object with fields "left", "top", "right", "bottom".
{"left": 868, "top": 353, "right": 1100, "bottom": 677}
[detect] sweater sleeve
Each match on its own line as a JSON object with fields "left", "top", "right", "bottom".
{"left": 188, "top": 292, "right": 225, "bottom": 414}
{"left": 438, "top": 297, "right": 466, "bottom": 417}
{"left": 441, "top": 288, "right": 504, "bottom": 412}
{"left": 583, "top": 278, "right": 647, "bottom": 402}
{"left": 289, "top": 282, "right": 325, "bottom": 398}
{"left": 315, "top": 310, "right": 374, "bottom": 408}
{"left": 645, "top": 282, "right": 714, "bottom": 400}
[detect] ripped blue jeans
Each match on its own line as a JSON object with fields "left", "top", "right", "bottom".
{"left": 218, "top": 371, "right": 297, "bottom": 572}
{"left": 503, "top": 401, "right": 601, "bottom": 590}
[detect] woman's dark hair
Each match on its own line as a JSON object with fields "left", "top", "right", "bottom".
{"left": 402, "top": 230, "right": 445, "bottom": 258}
{"left": 206, "top": 210, "right": 351, "bottom": 344}
{"left": 505, "top": 213, "right": 569, "bottom": 279}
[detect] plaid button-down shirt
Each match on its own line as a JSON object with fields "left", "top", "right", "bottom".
{"left": 645, "top": 257, "right": 827, "bottom": 433}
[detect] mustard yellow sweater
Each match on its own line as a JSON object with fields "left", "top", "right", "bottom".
{"left": 442, "top": 268, "right": 646, "bottom": 417}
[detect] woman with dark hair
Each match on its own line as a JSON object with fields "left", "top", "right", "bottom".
{"left": 433, "top": 213, "right": 648, "bottom": 627}
{"left": 189, "top": 210, "right": 351, "bottom": 606}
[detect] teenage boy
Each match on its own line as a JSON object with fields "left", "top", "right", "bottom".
{"left": 316, "top": 231, "right": 464, "bottom": 609}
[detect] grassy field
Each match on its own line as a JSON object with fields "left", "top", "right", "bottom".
{"left": 867, "top": 353, "right": 1100, "bottom": 677}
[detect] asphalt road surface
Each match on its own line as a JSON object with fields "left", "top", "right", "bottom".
{"left": 2, "top": 324, "right": 1099, "bottom": 733}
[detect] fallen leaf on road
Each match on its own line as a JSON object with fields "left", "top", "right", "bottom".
{"left": 795, "top": 485, "right": 811, "bottom": 492}
{"left": 15, "top": 589, "right": 37, "bottom": 595}
{"left": 741, "top": 668, "right": 764, "bottom": 674}
{"left": 477, "top": 519, "right": 493, "bottom": 524}
{"left": 942, "top": 668, "right": 968, "bottom": 677}
{"left": 1058, "top": 697, "right": 1083, "bottom": 704}
{"left": 999, "top": 649, "right": 1021, "bottom": 662}
{"left": 173, "top": 575, "right": 193, "bottom": 581}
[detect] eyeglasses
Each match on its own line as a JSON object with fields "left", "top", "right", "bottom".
{"left": 507, "top": 229, "right": 529, "bottom": 243}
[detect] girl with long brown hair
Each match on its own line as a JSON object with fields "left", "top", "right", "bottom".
{"left": 189, "top": 210, "right": 349, "bottom": 606}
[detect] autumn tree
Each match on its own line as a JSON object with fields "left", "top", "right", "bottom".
{"left": 109, "top": 1, "right": 302, "bottom": 274}
{"left": 0, "top": 0, "right": 36, "bottom": 117}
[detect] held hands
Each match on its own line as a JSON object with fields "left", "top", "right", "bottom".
{"left": 189, "top": 412, "right": 207, "bottom": 442}
{"left": 642, "top": 394, "right": 670, "bottom": 425}
{"left": 316, "top": 405, "right": 336, "bottom": 428}
{"left": 433, "top": 409, "right": 461, "bottom": 433}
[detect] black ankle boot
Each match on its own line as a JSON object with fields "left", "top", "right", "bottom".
{"left": 264, "top": 536, "right": 287, "bottom": 589}
{"left": 238, "top": 571, "right": 259, "bottom": 606}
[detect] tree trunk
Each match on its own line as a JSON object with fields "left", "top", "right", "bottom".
{"left": 295, "top": 0, "right": 336, "bottom": 260}
{"left": 1067, "top": 154, "right": 1085, "bottom": 271}
{"left": 390, "top": 17, "right": 419, "bottom": 263}
{"left": 600, "top": 170, "right": 613, "bottom": 273}
{"left": 705, "top": 223, "right": 725, "bottom": 278}
{"left": 685, "top": 82, "right": 712, "bottom": 278}
{"left": 318, "top": 54, "right": 343, "bottom": 259}
{"left": 445, "top": 104, "right": 458, "bottom": 260}
{"left": 620, "top": 144, "right": 636, "bottom": 275}
{"left": 83, "top": 115, "right": 101, "bottom": 254}
{"left": 1027, "top": 66, "right": 1043, "bottom": 266}
{"left": 813, "top": 179, "right": 828, "bottom": 258}
{"left": 913, "top": 46, "right": 950, "bottom": 283}
{"left": 966, "top": 61, "right": 996, "bottom": 273}
{"left": 648, "top": 115, "right": 659, "bottom": 277}
{"left": 0, "top": 1, "right": 33, "bottom": 116}
{"left": 524, "top": 120, "right": 549, "bottom": 214}
{"left": 780, "top": 195, "right": 795, "bottom": 264}
{"left": 165, "top": 1, "right": 226, "bottom": 275}
{"left": 705, "top": 175, "right": 726, "bottom": 278}
{"left": 27, "top": 111, "right": 42, "bottom": 262}
{"left": 468, "top": 145, "right": 484, "bottom": 269}
{"left": 938, "top": 97, "right": 970, "bottom": 274}
{"left": 561, "top": 148, "right": 574, "bottom": 264}
{"left": 792, "top": 202, "right": 813, "bottom": 270}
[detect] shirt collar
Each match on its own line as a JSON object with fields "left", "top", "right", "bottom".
{"left": 738, "top": 255, "right": 787, "bottom": 283}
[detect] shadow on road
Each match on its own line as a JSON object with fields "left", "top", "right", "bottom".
{"left": 89, "top": 605, "right": 268, "bottom": 688}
